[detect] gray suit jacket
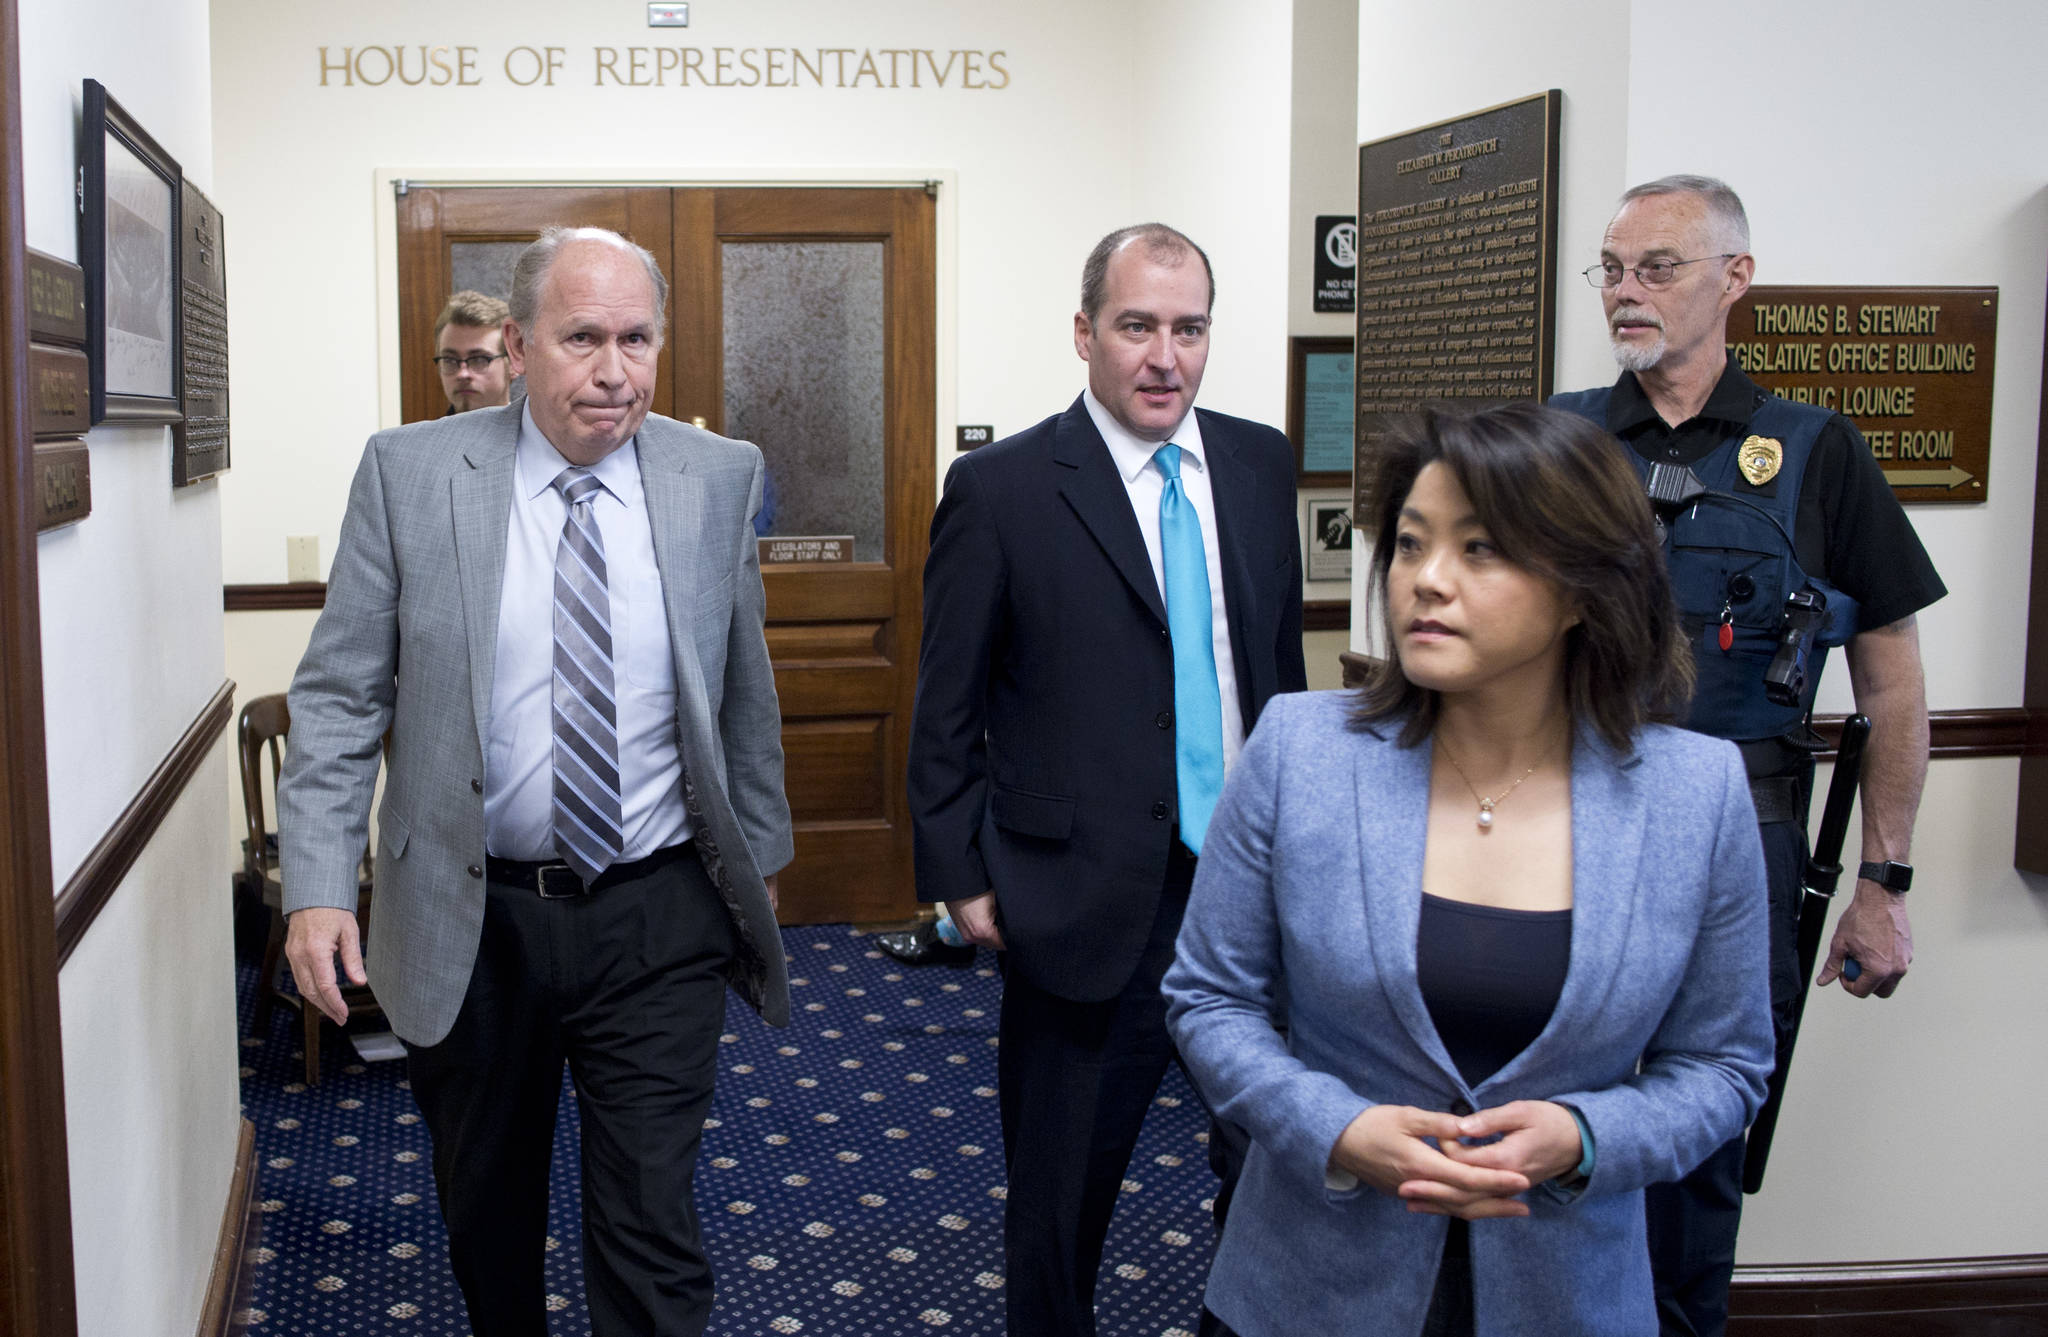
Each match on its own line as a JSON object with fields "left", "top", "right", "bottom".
{"left": 279, "top": 402, "right": 793, "bottom": 1045}
{"left": 1164, "top": 691, "right": 1773, "bottom": 1337}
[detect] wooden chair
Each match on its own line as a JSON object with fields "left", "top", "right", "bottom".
{"left": 238, "top": 693, "right": 380, "bottom": 1086}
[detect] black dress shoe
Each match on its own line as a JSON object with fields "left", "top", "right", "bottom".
{"left": 875, "top": 921, "right": 976, "bottom": 967}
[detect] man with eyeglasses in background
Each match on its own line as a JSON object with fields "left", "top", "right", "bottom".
{"left": 1552, "top": 176, "right": 1944, "bottom": 1337}
{"left": 434, "top": 289, "right": 515, "bottom": 413}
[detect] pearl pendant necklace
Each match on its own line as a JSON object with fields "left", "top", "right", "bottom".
{"left": 1436, "top": 738, "right": 1541, "bottom": 834}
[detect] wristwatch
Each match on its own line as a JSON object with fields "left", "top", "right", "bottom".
{"left": 1857, "top": 860, "right": 1913, "bottom": 893}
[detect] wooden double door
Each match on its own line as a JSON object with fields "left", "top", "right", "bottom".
{"left": 397, "top": 185, "right": 935, "bottom": 925}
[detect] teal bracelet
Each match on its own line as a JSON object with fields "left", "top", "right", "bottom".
{"left": 1559, "top": 1103, "right": 1595, "bottom": 1181}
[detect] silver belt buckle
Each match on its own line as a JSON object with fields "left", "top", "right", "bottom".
{"left": 535, "top": 864, "right": 586, "bottom": 898}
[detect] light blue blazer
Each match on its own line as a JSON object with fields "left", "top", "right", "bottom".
{"left": 1163, "top": 691, "right": 1773, "bottom": 1337}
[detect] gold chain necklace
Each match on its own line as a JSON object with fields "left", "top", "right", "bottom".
{"left": 1435, "top": 736, "right": 1543, "bottom": 833}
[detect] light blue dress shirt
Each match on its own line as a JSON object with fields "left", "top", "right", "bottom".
{"left": 484, "top": 404, "right": 693, "bottom": 862}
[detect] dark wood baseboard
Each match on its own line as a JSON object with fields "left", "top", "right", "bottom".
{"left": 223, "top": 583, "right": 325, "bottom": 612}
{"left": 1810, "top": 707, "right": 2029, "bottom": 760}
{"left": 244, "top": 588, "right": 1366, "bottom": 630}
{"left": 53, "top": 678, "right": 235, "bottom": 966}
{"left": 1302, "top": 599, "right": 1350, "bottom": 633}
{"left": 1332, "top": 655, "right": 2029, "bottom": 760}
{"left": 195, "top": 1118, "right": 259, "bottom": 1337}
{"left": 1729, "top": 1254, "right": 2048, "bottom": 1335}
{"left": 223, "top": 591, "right": 2030, "bottom": 760}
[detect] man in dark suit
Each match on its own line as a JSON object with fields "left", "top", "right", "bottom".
{"left": 909, "top": 223, "right": 1307, "bottom": 1335}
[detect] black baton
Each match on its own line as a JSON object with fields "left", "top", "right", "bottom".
{"left": 1742, "top": 714, "right": 1869, "bottom": 1194}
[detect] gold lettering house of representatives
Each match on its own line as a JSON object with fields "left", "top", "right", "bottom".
{"left": 1727, "top": 285, "right": 1997, "bottom": 505}
{"left": 316, "top": 44, "right": 1011, "bottom": 90}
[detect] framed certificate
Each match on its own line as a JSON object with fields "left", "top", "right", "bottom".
{"left": 1287, "top": 336, "right": 1354, "bottom": 486}
{"left": 1300, "top": 489, "right": 1354, "bottom": 584}
{"left": 80, "top": 80, "right": 184, "bottom": 425}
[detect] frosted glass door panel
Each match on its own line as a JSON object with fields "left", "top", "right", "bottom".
{"left": 448, "top": 242, "right": 524, "bottom": 303}
{"left": 722, "top": 241, "right": 885, "bottom": 562}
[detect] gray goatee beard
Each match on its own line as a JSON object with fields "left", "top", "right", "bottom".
{"left": 1609, "top": 304, "right": 1666, "bottom": 372}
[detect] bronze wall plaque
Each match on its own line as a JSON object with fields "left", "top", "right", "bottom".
{"left": 1728, "top": 286, "right": 1996, "bottom": 504}
{"left": 27, "top": 249, "right": 87, "bottom": 347}
{"left": 175, "top": 180, "right": 230, "bottom": 486}
{"left": 34, "top": 442, "right": 91, "bottom": 532}
{"left": 30, "top": 344, "right": 91, "bottom": 439}
{"left": 1352, "top": 91, "right": 1561, "bottom": 524}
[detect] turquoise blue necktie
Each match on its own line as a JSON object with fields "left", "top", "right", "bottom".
{"left": 1153, "top": 443, "right": 1224, "bottom": 854}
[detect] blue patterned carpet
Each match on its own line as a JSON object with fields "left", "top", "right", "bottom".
{"left": 235, "top": 923, "right": 1222, "bottom": 1335}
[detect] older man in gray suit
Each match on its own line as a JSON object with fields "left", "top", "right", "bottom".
{"left": 279, "top": 226, "right": 790, "bottom": 1337}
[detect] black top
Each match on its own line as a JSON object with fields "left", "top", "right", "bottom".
{"left": 1603, "top": 363, "right": 1948, "bottom": 630}
{"left": 1418, "top": 893, "right": 1573, "bottom": 1090}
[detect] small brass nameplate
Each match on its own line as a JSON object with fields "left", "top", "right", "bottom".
{"left": 31, "top": 343, "right": 91, "bottom": 439}
{"left": 27, "top": 249, "right": 87, "bottom": 347}
{"left": 34, "top": 441, "right": 91, "bottom": 532}
{"left": 760, "top": 535, "right": 855, "bottom": 565}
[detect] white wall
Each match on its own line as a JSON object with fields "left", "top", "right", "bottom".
{"left": 58, "top": 759, "right": 239, "bottom": 1336}
{"left": 1290, "top": 0, "right": 1361, "bottom": 342}
{"left": 1774, "top": 753, "right": 2048, "bottom": 1259}
{"left": 1357, "top": 0, "right": 2048, "bottom": 1266}
{"left": 1130, "top": 0, "right": 1294, "bottom": 425}
{"left": 18, "top": 0, "right": 241, "bottom": 1327}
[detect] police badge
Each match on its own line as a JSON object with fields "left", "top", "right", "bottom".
{"left": 1737, "top": 435, "right": 1783, "bottom": 486}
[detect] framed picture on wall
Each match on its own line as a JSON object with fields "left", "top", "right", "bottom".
{"left": 80, "top": 79, "right": 184, "bottom": 426}
{"left": 1287, "top": 336, "right": 1355, "bottom": 487}
{"left": 1300, "top": 488, "right": 1353, "bottom": 584}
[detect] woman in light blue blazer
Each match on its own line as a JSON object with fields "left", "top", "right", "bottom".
{"left": 1164, "top": 403, "right": 1774, "bottom": 1336}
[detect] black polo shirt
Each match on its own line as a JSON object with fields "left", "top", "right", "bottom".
{"left": 1602, "top": 362, "right": 1946, "bottom": 630}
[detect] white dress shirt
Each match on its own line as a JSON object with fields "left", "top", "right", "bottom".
{"left": 1082, "top": 389, "right": 1246, "bottom": 775}
{"left": 484, "top": 404, "right": 693, "bottom": 861}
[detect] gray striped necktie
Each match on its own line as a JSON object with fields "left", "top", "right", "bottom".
{"left": 550, "top": 467, "right": 624, "bottom": 885}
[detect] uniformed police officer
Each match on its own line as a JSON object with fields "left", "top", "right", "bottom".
{"left": 1552, "top": 175, "right": 1945, "bottom": 1337}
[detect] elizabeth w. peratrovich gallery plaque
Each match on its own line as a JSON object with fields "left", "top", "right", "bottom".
{"left": 1352, "top": 91, "right": 1560, "bottom": 522}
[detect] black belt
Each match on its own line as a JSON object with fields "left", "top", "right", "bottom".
{"left": 485, "top": 840, "right": 694, "bottom": 899}
{"left": 1735, "top": 736, "right": 1791, "bottom": 775}
{"left": 1749, "top": 776, "right": 1803, "bottom": 827}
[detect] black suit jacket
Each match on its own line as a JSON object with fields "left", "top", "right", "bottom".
{"left": 909, "top": 396, "right": 1307, "bottom": 1003}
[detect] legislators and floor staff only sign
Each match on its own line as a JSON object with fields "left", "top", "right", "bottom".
{"left": 1727, "top": 286, "right": 1996, "bottom": 504}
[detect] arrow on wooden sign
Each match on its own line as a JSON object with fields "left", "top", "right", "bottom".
{"left": 1885, "top": 466, "right": 1977, "bottom": 490}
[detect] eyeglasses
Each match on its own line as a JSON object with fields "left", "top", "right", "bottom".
{"left": 1582, "top": 255, "right": 1738, "bottom": 289}
{"left": 432, "top": 352, "right": 509, "bottom": 373}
